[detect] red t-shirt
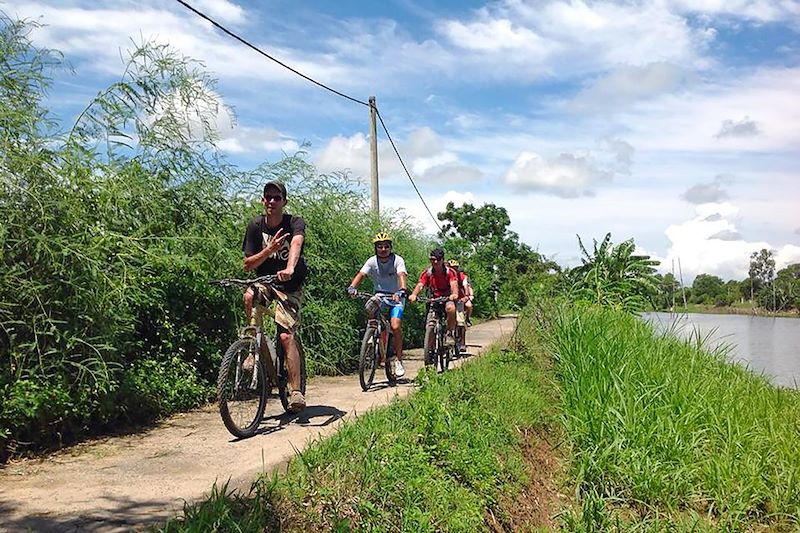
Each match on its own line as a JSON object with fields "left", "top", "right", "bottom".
{"left": 456, "top": 270, "right": 468, "bottom": 299}
{"left": 419, "top": 266, "right": 457, "bottom": 298}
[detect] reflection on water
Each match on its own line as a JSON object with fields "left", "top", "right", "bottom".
{"left": 643, "top": 312, "right": 800, "bottom": 389}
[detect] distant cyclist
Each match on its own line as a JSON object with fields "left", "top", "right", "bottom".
{"left": 408, "top": 248, "right": 459, "bottom": 349}
{"left": 242, "top": 180, "right": 307, "bottom": 413}
{"left": 347, "top": 232, "right": 408, "bottom": 377}
{"left": 449, "top": 260, "right": 474, "bottom": 327}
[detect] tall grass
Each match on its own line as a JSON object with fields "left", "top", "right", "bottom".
{"left": 536, "top": 302, "right": 800, "bottom": 530}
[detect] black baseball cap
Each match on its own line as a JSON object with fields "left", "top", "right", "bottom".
{"left": 263, "top": 180, "right": 288, "bottom": 199}
{"left": 429, "top": 248, "right": 445, "bottom": 260}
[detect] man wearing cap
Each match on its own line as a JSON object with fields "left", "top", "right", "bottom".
{"left": 242, "top": 181, "right": 308, "bottom": 412}
{"left": 408, "top": 248, "right": 459, "bottom": 356}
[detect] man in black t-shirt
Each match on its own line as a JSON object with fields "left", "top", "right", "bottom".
{"left": 242, "top": 180, "right": 308, "bottom": 412}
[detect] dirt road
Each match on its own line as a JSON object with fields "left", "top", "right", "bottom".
{"left": 0, "top": 317, "right": 516, "bottom": 532}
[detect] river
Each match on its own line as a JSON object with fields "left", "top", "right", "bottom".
{"left": 643, "top": 312, "right": 800, "bottom": 389}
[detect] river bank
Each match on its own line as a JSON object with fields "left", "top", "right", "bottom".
{"left": 665, "top": 302, "right": 799, "bottom": 318}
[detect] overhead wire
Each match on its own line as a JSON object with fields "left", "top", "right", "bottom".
{"left": 174, "top": 0, "right": 443, "bottom": 232}
{"left": 174, "top": 0, "right": 369, "bottom": 107}
{"left": 376, "top": 109, "right": 442, "bottom": 232}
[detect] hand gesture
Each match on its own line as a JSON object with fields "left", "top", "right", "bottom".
{"left": 265, "top": 228, "right": 288, "bottom": 256}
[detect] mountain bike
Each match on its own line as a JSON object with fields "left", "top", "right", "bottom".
{"left": 420, "top": 296, "right": 458, "bottom": 373}
{"left": 354, "top": 292, "right": 398, "bottom": 391}
{"left": 210, "top": 274, "right": 307, "bottom": 439}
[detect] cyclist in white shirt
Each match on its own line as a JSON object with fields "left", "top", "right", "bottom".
{"left": 347, "top": 232, "right": 408, "bottom": 377}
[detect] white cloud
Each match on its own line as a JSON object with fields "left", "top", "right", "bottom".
{"left": 618, "top": 67, "right": 800, "bottom": 153}
{"left": 314, "top": 127, "right": 482, "bottom": 185}
{"left": 437, "top": 0, "right": 714, "bottom": 81}
{"left": 12, "top": 1, "right": 355, "bottom": 86}
{"left": 504, "top": 151, "right": 612, "bottom": 197}
{"left": 715, "top": 116, "right": 761, "bottom": 139}
{"left": 388, "top": 190, "right": 477, "bottom": 236}
{"left": 662, "top": 202, "right": 800, "bottom": 282}
{"left": 503, "top": 137, "right": 632, "bottom": 197}
{"left": 669, "top": 0, "right": 800, "bottom": 23}
{"left": 217, "top": 125, "right": 300, "bottom": 155}
{"left": 681, "top": 174, "right": 733, "bottom": 204}
{"left": 191, "top": 0, "right": 245, "bottom": 24}
{"left": 570, "top": 62, "right": 691, "bottom": 112}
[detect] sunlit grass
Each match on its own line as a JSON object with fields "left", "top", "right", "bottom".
{"left": 540, "top": 303, "right": 800, "bottom": 530}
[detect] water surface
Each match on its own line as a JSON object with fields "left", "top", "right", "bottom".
{"left": 643, "top": 312, "right": 800, "bottom": 388}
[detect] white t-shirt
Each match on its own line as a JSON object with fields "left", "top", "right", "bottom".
{"left": 360, "top": 253, "right": 407, "bottom": 293}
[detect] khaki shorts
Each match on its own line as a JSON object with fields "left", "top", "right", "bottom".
{"left": 254, "top": 283, "right": 302, "bottom": 333}
{"left": 455, "top": 301, "right": 466, "bottom": 326}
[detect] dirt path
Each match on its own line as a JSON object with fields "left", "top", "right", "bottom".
{"left": 0, "top": 317, "right": 516, "bottom": 532}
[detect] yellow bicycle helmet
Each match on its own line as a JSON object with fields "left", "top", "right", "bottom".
{"left": 372, "top": 231, "right": 393, "bottom": 244}
{"left": 449, "top": 259, "right": 459, "bottom": 268}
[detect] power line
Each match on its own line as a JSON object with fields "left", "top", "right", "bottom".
{"left": 376, "top": 109, "right": 442, "bottom": 233}
{"left": 175, "top": 0, "right": 443, "bottom": 232}
{"left": 174, "top": 0, "right": 369, "bottom": 107}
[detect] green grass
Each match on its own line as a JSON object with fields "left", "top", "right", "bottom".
{"left": 159, "top": 343, "right": 555, "bottom": 532}
{"left": 536, "top": 302, "right": 800, "bottom": 531}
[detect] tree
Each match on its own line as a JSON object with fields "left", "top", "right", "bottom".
{"left": 762, "top": 263, "right": 800, "bottom": 311}
{"left": 748, "top": 248, "right": 775, "bottom": 301}
{"left": 566, "top": 233, "right": 660, "bottom": 312}
{"left": 436, "top": 202, "right": 559, "bottom": 315}
{"left": 691, "top": 274, "right": 725, "bottom": 305}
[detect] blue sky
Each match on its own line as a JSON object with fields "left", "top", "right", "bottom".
{"left": 6, "top": 0, "right": 800, "bottom": 281}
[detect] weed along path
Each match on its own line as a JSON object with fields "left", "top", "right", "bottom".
{"left": 0, "top": 317, "right": 516, "bottom": 532}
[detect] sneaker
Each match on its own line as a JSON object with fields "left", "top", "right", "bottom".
{"left": 242, "top": 353, "right": 255, "bottom": 372}
{"left": 394, "top": 359, "right": 405, "bottom": 378}
{"left": 466, "top": 318, "right": 472, "bottom": 327}
{"left": 288, "top": 390, "right": 306, "bottom": 413}
{"left": 445, "top": 333, "right": 456, "bottom": 347}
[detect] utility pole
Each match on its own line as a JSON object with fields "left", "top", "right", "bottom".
{"left": 677, "top": 257, "right": 688, "bottom": 310}
{"left": 368, "top": 96, "right": 379, "bottom": 215}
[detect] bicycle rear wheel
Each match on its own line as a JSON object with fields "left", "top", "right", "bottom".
{"left": 278, "top": 338, "right": 307, "bottom": 412}
{"left": 218, "top": 338, "right": 268, "bottom": 439}
{"left": 359, "top": 325, "right": 380, "bottom": 391}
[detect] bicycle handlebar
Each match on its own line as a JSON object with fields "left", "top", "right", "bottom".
{"left": 209, "top": 274, "right": 279, "bottom": 288}
{"left": 418, "top": 296, "right": 451, "bottom": 305}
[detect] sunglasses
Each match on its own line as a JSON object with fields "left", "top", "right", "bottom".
{"left": 264, "top": 194, "right": 283, "bottom": 202}
{"left": 429, "top": 257, "right": 442, "bottom": 262}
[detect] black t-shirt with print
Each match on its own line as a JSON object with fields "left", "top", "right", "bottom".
{"left": 242, "top": 213, "right": 308, "bottom": 292}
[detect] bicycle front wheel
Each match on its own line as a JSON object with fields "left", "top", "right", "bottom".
{"left": 359, "top": 326, "right": 380, "bottom": 391}
{"left": 423, "top": 312, "right": 437, "bottom": 367}
{"left": 438, "top": 324, "right": 451, "bottom": 373}
{"left": 218, "top": 338, "right": 268, "bottom": 439}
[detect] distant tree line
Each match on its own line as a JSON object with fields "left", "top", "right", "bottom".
{"left": 653, "top": 249, "right": 800, "bottom": 312}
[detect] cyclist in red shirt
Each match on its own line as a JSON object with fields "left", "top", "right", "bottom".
{"left": 408, "top": 247, "right": 459, "bottom": 347}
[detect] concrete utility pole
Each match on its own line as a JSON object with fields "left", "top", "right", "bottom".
{"left": 368, "top": 96, "right": 379, "bottom": 214}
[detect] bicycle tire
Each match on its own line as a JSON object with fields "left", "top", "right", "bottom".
{"left": 218, "top": 338, "right": 268, "bottom": 439}
{"left": 278, "top": 337, "right": 307, "bottom": 412}
{"left": 384, "top": 330, "right": 397, "bottom": 386}
{"left": 359, "top": 325, "right": 379, "bottom": 391}
{"left": 423, "top": 312, "right": 437, "bottom": 367}
{"left": 438, "top": 322, "right": 451, "bottom": 373}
